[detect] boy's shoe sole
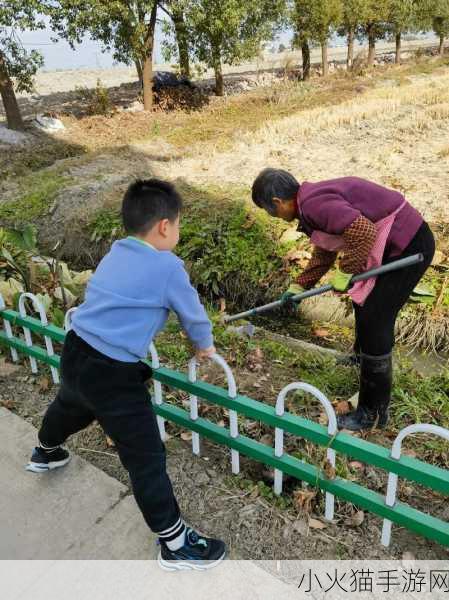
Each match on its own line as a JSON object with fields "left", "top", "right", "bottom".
{"left": 26, "top": 455, "right": 71, "bottom": 473}
{"left": 157, "top": 549, "right": 226, "bottom": 572}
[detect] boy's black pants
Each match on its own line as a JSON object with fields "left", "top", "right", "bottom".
{"left": 38, "top": 329, "right": 181, "bottom": 535}
{"left": 353, "top": 221, "right": 436, "bottom": 356}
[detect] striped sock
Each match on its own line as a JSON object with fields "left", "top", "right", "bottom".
{"left": 157, "top": 517, "right": 186, "bottom": 551}
{"left": 38, "top": 440, "right": 60, "bottom": 453}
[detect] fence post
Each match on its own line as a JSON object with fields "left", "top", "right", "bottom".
{"left": 149, "top": 343, "right": 166, "bottom": 441}
{"left": 0, "top": 293, "right": 18, "bottom": 363}
{"left": 64, "top": 307, "right": 77, "bottom": 332}
{"left": 188, "top": 354, "right": 240, "bottom": 474}
{"left": 188, "top": 357, "right": 201, "bottom": 456}
{"left": 18, "top": 292, "right": 60, "bottom": 384}
{"left": 274, "top": 382, "right": 337, "bottom": 521}
{"left": 381, "top": 423, "right": 449, "bottom": 547}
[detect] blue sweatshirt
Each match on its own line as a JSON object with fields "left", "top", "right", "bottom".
{"left": 72, "top": 237, "right": 213, "bottom": 362}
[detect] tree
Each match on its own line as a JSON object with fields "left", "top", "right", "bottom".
{"left": 388, "top": 0, "right": 415, "bottom": 64}
{"left": 182, "top": 0, "right": 286, "bottom": 96}
{"left": 414, "top": 0, "right": 449, "bottom": 56}
{"left": 339, "top": 0, "right": 368, "bottom": 68}
{"left": 50, "top": 0, "right": 159, "bottom": 110}
{"left": 358, "top": 0, "right": 391, "bottom": 67}
{"left": 292, "top": 0, "right": 314, "bottom": 80}
{"left": 310, "top": 0, "right": 342, "bottom": 76}
{"left": 432, "top": 0, "right": 449, "bottom": 55}
{"left": 293, "top": 0, "right": 341, "bottom": 77}
{"left": 160, "top": 0, "right": 190, "bottom": 77}
{"left": 0, "top": 1, "right": 44, "bottom": 130}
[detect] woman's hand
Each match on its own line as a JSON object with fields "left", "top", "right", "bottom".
{"left": 331, "top": 269, "right": 353, "bottom": 293}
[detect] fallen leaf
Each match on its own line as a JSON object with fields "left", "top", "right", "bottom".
{"left": 219, "top": 298, "right": 226, "bottom": 313}
{"left": 293, "top": 489, "right": 316, "bottom": 513}
{"left": 402, "top": 551, "right": 415, "bottom": 561}
{"left": 0, "top": 358, "right": 20, "bottom": 377}
{"left": 37, "top": 376, "right": 50, "bottom": 392}
{"left": 349, "top": 461, "right": 365, "bottom": 472}
{"left": 1, "top": 399, "right": 14, "bottom": 409}
{"left": 348, "top": 510, "right": 365, "bottom": 527}
{"left": 323, "top": 459, "right": 336, "bottom": 480}
{"left": 181, "top": 431, "right": 192, "bottom": 441}
{"left": 313, "top": 328, "right": 330, "bottom": 338}
{"left": 309, "top": 517, "right": 327, "bottom": 530}
{"left": 335, "top": 400, "right": 350, "bottom": 415}
{"left": 105, "top": 435, "right": 115, "bottom": 448}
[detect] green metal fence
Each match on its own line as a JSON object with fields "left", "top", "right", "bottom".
{"left": 1, "top": 294, "right": 448, "bottom": 550}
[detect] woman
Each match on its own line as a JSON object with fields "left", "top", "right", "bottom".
{"left": 251, "top": 168, "right": 435, "bottom": 431}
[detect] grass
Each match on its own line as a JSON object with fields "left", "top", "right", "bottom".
{"left": 0, "top": 170, "right": 72, "bottom": 225}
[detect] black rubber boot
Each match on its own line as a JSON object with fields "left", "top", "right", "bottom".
{"left": 337, "top": 352, "right": 392, "bottom": 431}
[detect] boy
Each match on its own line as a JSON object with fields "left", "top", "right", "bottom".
{"left": 251, "top": 169, "right": 435, "bottom": 431}
{"left": 26, "top": 179, "right": 226, "bottom": 571}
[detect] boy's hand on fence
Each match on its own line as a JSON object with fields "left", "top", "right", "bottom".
{"left": 331, "top": 269, "right": 353, "bottom": 293}
{"left": 195, "top": 345, "right": 216, "bottom": 361}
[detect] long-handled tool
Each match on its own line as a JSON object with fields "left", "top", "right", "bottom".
{"left": 224, "top": 253, "right": 424, "bottom": 324}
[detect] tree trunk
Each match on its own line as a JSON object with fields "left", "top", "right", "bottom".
{"left": 142, "top": 1, "right": 158, "bottom": 111}
{"left": 347, "top": 28, "right": 355, "bottom": 69}
{"left": 367, "top": 25, "right": 376, "bottom": 67}
{"left": 173, "top": 8, "right": 190, "bottom": 77}
{"left": 214, "top": 60, "right": 224, "bottom": 96}
{"left": 301, "top": 40, "right": 311, "bottom": 81}
{"left": 440, "top": 34, "right": 445, "bottom": 56}
{"left": 321, "top": 40, "right": 328, "bottom": 76}
{"left": 395, "top": 32, "right": 402, "bottom": 64}
{"left": 134, "top": 59, "right": 143, "bottom": 87}
{"left": 0, "top": 53, "right": 24, "bottom": 131}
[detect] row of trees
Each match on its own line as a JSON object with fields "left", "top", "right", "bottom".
{"left": 294, "top": 0, "right": 449, "bottom": 79}
{"left": 2, "top": 0, "right": 449, "bottom": 130}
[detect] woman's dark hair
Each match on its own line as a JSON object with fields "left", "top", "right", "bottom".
{"left": 251, "top": 168, "right": 299, "bottom": 215}
{"left": 121, "top": 178, "right": 183, "bottom": 234}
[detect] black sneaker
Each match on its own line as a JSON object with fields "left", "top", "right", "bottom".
{"left": 26, "top": 446, "right": 71, "bottom": 473}
{"left": 157, "top": 527, "right": 226, "bottom": 571}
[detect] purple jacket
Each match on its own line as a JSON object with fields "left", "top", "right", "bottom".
{"left": 296, "top": 177, "right": 423, "bottom": 257}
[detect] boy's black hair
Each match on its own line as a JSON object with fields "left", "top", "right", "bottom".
{"left": 121, "top": 178, "right": 183, "bottom": 234}
{"left": 251, "top": 168, "right": 300, "bottom": 215}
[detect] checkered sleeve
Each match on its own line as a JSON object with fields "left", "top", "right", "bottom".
{"left": 297, "top": 246, "right": 337, "bottom": 289}
{"left": 339, "top": 215, "right": 377, "bottom": 274}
